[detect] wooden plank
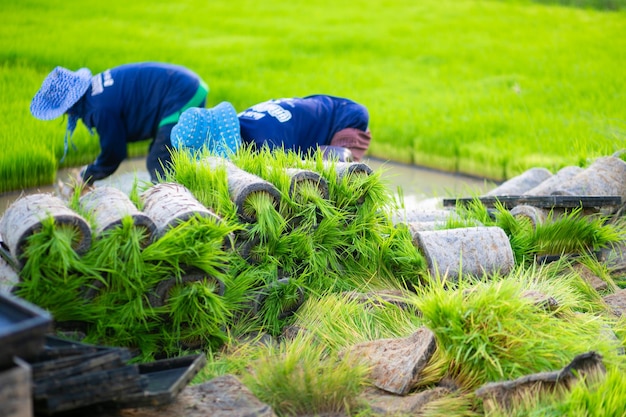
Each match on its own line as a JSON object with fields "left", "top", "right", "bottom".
{"left": 442, "top": 195, "right": 622, "bottom": 210}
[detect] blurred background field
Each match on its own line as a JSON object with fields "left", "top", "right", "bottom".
{"left": 1, "top": 0, "right": 625, "bottom": 193}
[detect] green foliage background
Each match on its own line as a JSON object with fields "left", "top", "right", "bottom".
{"left": 1, "top": 0, "right": 625, "bottom": 192}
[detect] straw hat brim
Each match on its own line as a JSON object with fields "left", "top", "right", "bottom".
{"left": 30, "top": 67, "right": 92, "bottom": 120}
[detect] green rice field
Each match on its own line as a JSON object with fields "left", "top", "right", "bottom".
{"left": 1, "top": 0, "right": 625, "bottom": 193}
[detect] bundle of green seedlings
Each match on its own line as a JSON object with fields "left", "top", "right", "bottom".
{"left": 229, "top": 146, "right": 429, "bottom": 292}
{"left": 192, "top": 256, "right": 626, "bottom": 416}
{"left": 198, "top": 290, "right": 427, "bottom": 416}
{"left": 446, "top": 198, "right": 625, "bottom": 265}
{"left": 166, "top": 148, "right": 302, "bottom": 335}
{"left": 16, "top": 217, "right": 106, "bottom": 324}
{"left": 167, "top": 146, "right": 429, "bottom": 336}
{"left": 414, "top": 261, "right": 626, "bottom": 415}
{"left": 15, "top": 189, "right": 241, "bottom": 360}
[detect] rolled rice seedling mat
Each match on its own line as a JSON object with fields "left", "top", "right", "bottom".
{"left": 0, "top": 251, "right": 19, "bottom": 294}
{"left": 147, "top": 266, "right": 225, "bottom": 308}
{"left": 251, "top": 277, "right": 306, "bottom": 320}
{"left": 391, "top": 208, "right": 460, "bottom": 226}
{"left": 483, "top": 167, "right": 553, "bottom": 197}
{"left": 283, "top": 168, "right": 330, "bottom": 228}
{"left": 412, "top": 226, "right": 515, "bottom": 281}
{"left": 324, "top": 161, "right": 373, "bottom": 205}
{"left": 329, "top": 161, "right": 374, "bottom": 180}
{"left": 0, "top": 235, "right": 18, "bottom": 268}
{"left": 79, "top": 186, "right": 157, "bottom": 246}
{"left": 284, "top": 168, "right": 330, "bottom": 201}
{"left": 475, "top": 351, "right": 605, "bottom": 413}
{"left": 404, "top": 220, "right": 446, "bottom": 233}
{"left": 509, "top": 204, "right": 549, "bottom": 229}
{"left": 141, "top": 182, "right": 226, "bottom": 240}
{"left": 551, "top": 156, "right": 626, "bottom": 205}
{"left": 523, "top": 166, "right": 584, "bottom": 196}
{"left": 234, "top": 230, "right": 262, "bottom": 265}
{"left": 0, "top": 193, "right": 92, "bottom": 268}
{"left": 203, "top": 157, "right": 282, "bottom": 223}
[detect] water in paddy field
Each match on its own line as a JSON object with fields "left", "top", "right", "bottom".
{"left": 0, "top": 157, "right": 495, "bottom": 217}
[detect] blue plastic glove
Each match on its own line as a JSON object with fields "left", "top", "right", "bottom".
{"left": 319, "top": 146, "right": 354, "bottom": 162}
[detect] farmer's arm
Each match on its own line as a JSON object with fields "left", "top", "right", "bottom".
{"left": 81, "top": 112, "right": 127, "bottom": 185}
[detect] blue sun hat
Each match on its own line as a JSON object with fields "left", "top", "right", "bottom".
{"left": 170, "top": 102, "right": 242, "bottom": 158}
{"left": 30, "top": 66, "right": 92, "bottom": 162}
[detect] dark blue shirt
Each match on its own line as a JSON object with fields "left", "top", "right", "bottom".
{"left": 79, "top": 62, "right": 202, "bottom": 181}
{"left": 237, "top": 95, "right": 369, "bottom": 155}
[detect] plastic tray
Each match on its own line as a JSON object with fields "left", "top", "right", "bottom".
{"left": 33, "top": 364, "right": 147, "bottom": 415}
{"left": 31, "top": 335, "right": 131, "bottom": 374}
{"left": 28, "top": 336, "right": 146, "bottom": 416}
{"left": 31, "top": 350, "right": 132, "bottom": 391}
{"left": 115, "top": 353, "right": 207, "bottom": 408}
{"left": 0, "top": 292, "right": 52, "bottom": 369}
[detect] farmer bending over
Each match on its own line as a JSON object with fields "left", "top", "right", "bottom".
{"left": 30, "top": 62, "right": 209, "bottom": 185}
{"left": 170, "top": 95, "right": 371, "bottom": 162}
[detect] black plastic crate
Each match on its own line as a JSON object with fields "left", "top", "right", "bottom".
{"left": 33, "top": 364, "right": 147, "bottom": 415}
{"left": 0, "top": 292, "right": 52, "bottom": 369}
{"left": 114, "top": 353, "right": 207, "bottom": 408}
{"left": 31, "top": 350, "right": 132, "bottom": 390}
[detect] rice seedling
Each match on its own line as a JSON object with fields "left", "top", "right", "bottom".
{"left": 86, "top": 295, "right": 163, "bottom": 359}
{"left": 482, "top": 366, "right": 626, "bottom": 417}
{"left": 321, "top": 160, "right": 391, "bottom": 212}
{"left": 195, "top": 334, "right": 271, "bottom": 381}
{"left": 241, "top": 190, "right": 285, "bottom": 244}
{"left": 511, "top": 259, "right": 609, "bottom": 315}
{"left": 225, "top": 254, "right": 302, "bottom": 336}
{"left": 141, "top": 215, "right": 235, "bottom": 278}
{"left": 79, "top": 216, "right": 151, "bottom": 298}
{"left": 15, "top": 217, "right": 103, "bottom": 323}
{"left": 448, "top": 197, "right": 498, "bottom": 229}
{"left": 126, "top": 175, "right": 150, "bottom": 209}
{"left": 570, "top": 254, "right": 619, "bottom": 293}
{"left": 527, "top": 0, "right": 626, "bottom": 11}
{"left": 419, "top": 393, "right": 482, "bottom": 417}
{"left": 251, "top": 276, "right": 306, "bottom": 336}
{"left": 158, "top": 278, "right": 230, "bottom": 353}
{"left": 175, "top": 146, "right": 427, "bottom": 300}
{"left": 415, "top": 275, "right": 624, "bottom": 391}
{"left": 451, "top": 200, "right": 625, "bottom": 266}
{"left": 17, "top": 207, "right": 242, "bottom": 357}
{"left": 368, "top": 222, "right": 429, "bottom": 290}
{"left": 292, "top": 292, "right": 423, "bottom": 352}
{"left": 527, "top": 209, "right": 623, "bottom": 258}
{"left": 242, "top": 331, "right": 370, "bottom": 416}
{"left": 219, "top": 256, "right": 271, "bottom": 327}
{"left": 552, "top": 368, "right": 626, "bottom": 416}
{"left": 612, "top": 315, "right": 626, "bottom": 349}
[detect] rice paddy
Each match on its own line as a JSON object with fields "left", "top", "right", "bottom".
{"left": 1, "top": 0, "right": 625, "bottom": 192}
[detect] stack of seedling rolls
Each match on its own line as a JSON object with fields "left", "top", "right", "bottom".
{"left": 2, "top": 147, "right": 622, "bottom": 366}
{"left": 167, "top": 147, "right": 428, "bottom": 335}
{"left": 0, "top": 147, "right": 429, "bottom": 358}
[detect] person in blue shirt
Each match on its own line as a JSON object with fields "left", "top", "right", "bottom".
{"left": 30, "top": 62, "right": 209, "bottom": 185}
{"left": 170, "top": 95, "right": 371, "bottom": 162}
